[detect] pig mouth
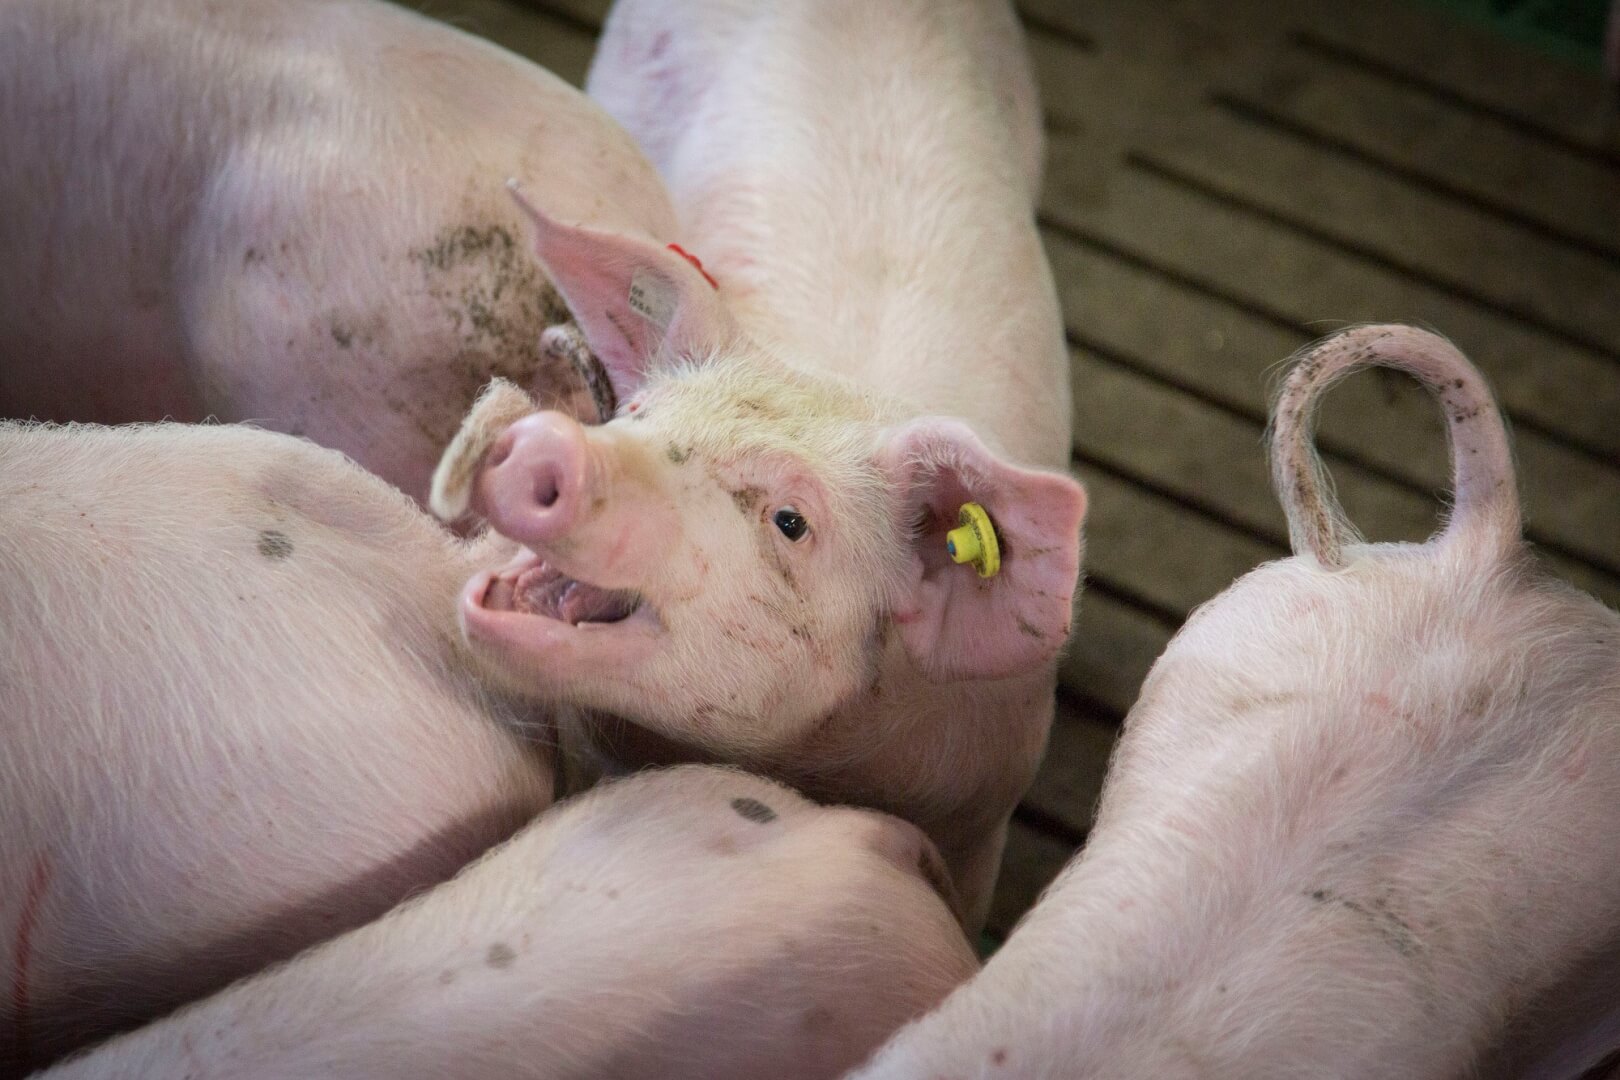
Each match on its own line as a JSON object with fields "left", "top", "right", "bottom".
{"left": 479, "top": 555, "right": 643, "bottom": 625}
{"left": 460, "top": 548, "right": 662, "bottom": 674}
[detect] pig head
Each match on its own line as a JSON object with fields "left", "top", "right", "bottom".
{"left": 851, "top": 326, "right": 1620, "bottom": 1079}
{"left": 433, "top": 189, "right": 1086, "bottom": 928}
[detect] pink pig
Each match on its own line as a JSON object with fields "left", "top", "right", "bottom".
{"left": 431, "top": 0, "right": 1086, "bottom": 931}
{"left": 0, "top": 0, "right": 671, "bottom": 503}
{"left": 34, "top": 767, "right": 977, "bottom": 1080}
{"left": 849, "top": 325, "right": 1620, "bottom": 1079}
{"left": 0, "top": 422, "right": 556, "bottom": 1074}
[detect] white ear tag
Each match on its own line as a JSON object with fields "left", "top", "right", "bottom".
{"left": 628, "top": 269, "right": 676, "bottom": 330}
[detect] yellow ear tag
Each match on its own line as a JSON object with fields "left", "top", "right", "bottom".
{"left": 945, "top": 502, "right": 1000, "bottom": 578}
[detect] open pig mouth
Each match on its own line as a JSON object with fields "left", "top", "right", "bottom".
{"left": 480, "top": 555, "right": 643, "bottom": 625}
{"left": 459, "top": 546, "right": 662, "bottom": 673}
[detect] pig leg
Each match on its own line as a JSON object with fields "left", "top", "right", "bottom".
{"left": 39, "top": 767, "right": 977, "bottom": 1080}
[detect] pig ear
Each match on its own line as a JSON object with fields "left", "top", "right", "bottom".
{"left": 508, "top": 182, "right": 732, "bottom": 398}
{"left": 877, "top": 419, "right": 1087, "bottom": 682}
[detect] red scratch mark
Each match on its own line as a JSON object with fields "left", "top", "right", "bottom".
{"left": 667, "top": 243, "right": 719, "bottom": 290}
{"left": 10, "top": 853, "right": 53, "bottom": 1074}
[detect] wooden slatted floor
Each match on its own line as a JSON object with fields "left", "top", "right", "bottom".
{"left": 403, "top": 0, "right": 1620, "bottom": 942}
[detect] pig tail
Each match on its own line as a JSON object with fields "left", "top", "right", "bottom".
{"left": 1268, "top": 324, "right": 1520, "bottom": 569}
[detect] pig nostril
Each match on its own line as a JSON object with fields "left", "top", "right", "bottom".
{"left": 534, "top": 468, "right": 560, "bottom": 509}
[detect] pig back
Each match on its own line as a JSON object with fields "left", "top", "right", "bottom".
{"left": 0, "top": 0, "right": 679, "bottom": 504}
{"left": 587, "top": 0, "right": 1071, "bottom": 470}
{"left": 0, "top": 422, "right": 553, "bottom": 1072}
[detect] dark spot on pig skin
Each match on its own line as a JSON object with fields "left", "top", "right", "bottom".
{"left": 1304, "top": 888, "right": 1420, "bottom": 958}
{"left": 1016, "top": 618, "right": 1044, "bottom": 639}
{"left": 437, "top": 970, "right": 455, "bottom": 986}
{"left": 257, "top": 530, "right": 294, "bottom": 559}
{"left": 486, "top": 942, "right": 516, "bottom": 969}
{"left": 330, "top": 324, "right": 353, "bottom": 349}
{"left": 243, "top": 247, "right": 264, "bottom": 265}
{"left": 731, "top": 486, "right": 765, "bottom": 516}
{"left": 990, "top": 1048, "right": 1008, "bottom": 1066}
{"left": 667, "top": 444, "right": 690, "bottom": 465}
{"left": 730, "top": 797, "right": 777, "bottom": 824}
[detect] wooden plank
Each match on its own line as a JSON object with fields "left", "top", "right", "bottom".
{"left": 1045, "top": 232, "right": 1620, "bottom": 589}
{"left": 1040, "top": 131, "right": 1620, "bottom": 466}
{"left": 1017, "top": 0, "right": 1620, "bottom": 160}
{"left": 1061, "top": 588, "right": 1172, "bottom": 716}
{"left": 1212, "top": 45, "right": 1620, "bottom": 257}
{"left": 989, "top": 817, "right": 1076, "bottom": 939}
{"left": 1073, "top": 465, "right": 1279, "bottom": 617}
{"left": 519, "top": 0, "right": 610, "bottom": 31}
{"left": 1024, "top": 36, "right": 1620, "bottom": 360}
{"left": 400, "top": 0, "right": 596, "bottom": 84}
{"left": 1026, "top": 696, "right": 1118, "bottom": 834}
{"left": 1280, "top": 2, "right": 1620, "bottom": 159}
{"left": 1070, "top": 345, "right": 1620, "bottom": 603}
{"left": 1074, "top": 347, "right": 1438, "bottom": 546}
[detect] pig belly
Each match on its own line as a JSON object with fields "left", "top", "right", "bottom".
{"left": 0, "top": 422, "right": 553, "bottom": 1074}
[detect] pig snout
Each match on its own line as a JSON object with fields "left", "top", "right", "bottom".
{"left": 472, "top": 411, "right": 591, "bottom": 546}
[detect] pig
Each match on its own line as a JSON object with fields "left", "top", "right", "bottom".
{"left": 845, "top": 324, "right": 1620, "bottom": 1079}
{"left": 33, "top": 766, "right": 978, "bottom": 1080}
{"left": 429, "top": 0, "right": 1088, "bottom": 932}
{"left": 0, "top": 0, "right": 673, "bottom": 504}
{"left": 0, "top": 421, "right": 557, "bottom": 1074}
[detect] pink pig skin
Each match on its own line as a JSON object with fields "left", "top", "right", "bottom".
{"left": 425, "top": 0, "right": 1085, "bottom": 935}
{"left": 0, "top": 0, "right": 676, "bottom": 505}
{"left": 849, "top": 326, "right": 1620, "bottom": 1080}
{"left": 33, "top": 768, "right": 977, "bottom": 1080}
{"left": 0, "top": 422, "right": 554, "bottom": 1074}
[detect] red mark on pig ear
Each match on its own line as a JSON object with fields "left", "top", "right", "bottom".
{"left": 8, "top": 853, "right": 52, "bottom": 1075}
{"left": 666, "top": 244, "right": 718, "bottom": 290}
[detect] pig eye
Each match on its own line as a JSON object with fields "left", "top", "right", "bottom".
{"left": 772, "top": 507, "right": 810, "bottom": 542}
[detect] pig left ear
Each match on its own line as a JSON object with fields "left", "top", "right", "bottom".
{"left": 508, "top": 182, "right": 733, "bottom": 399}
{"left": 878, "top": 419, "right": 1087, "bottom": 682}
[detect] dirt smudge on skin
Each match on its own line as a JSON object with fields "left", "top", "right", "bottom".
{"left": 486, "top": 942, "right": 516, "bottom": 969}
{"left": 1305, "top": 887, "right": 1422, "bottom": 959}
{"left": 257, "top": 529, "right": 295, "bottom": 560}
{"left": 396, "top": 218, "right": 587, "bottom": 452}
{"left": 730, "top": 486, "right": 765, "bottom": 517}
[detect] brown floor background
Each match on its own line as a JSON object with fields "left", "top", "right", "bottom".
{"left": 399, "top": 0, "right": 1620, "bottom": 943}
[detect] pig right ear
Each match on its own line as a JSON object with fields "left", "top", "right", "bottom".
{"left": 508, "top": 182, "right": 733, "bottom": 399}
